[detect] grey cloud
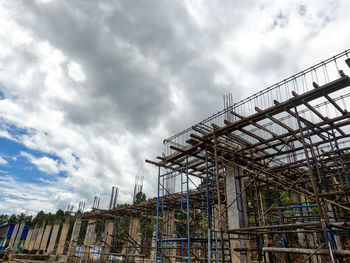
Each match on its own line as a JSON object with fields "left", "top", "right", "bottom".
{"left": 5, "top": 0, "right": 241, "bottom": 138}
{"left": 1, "top": 0, "right": 350, "bottom": 212}
{"left": 298, "top": 5, "right": 307, "bottom": 16}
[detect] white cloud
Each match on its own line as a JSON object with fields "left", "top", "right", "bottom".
{"left": 20, "top": 151, "right": 60, "bottom": 174}
{"left": 0, "top": 0, "right": 349, "bottom": 214}
{"left": 0, "top": 175, "right": 71, "bottom": 215}
{"left": 0, "top": 130, "right": 17, "bottom": 141}
{"left": 68, "top": 61, "right": 86, "bottom": 82}
{"left": 0, "top": 157, "right": 7, "bottom": 165}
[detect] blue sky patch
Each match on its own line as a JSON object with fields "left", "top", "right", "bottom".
{"left": 0, "top": 135, "right": 66, "bottom": 185}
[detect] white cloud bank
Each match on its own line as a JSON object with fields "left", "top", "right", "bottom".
{"left": 0, "top": 0, "right": 350, "bottom": 214}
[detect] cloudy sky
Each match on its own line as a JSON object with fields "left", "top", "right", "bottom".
{"left": 0, "top": 0, "right": 349, "bottom": 215}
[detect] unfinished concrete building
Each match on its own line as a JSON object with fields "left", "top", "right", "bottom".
{"left": 143, "top": 49, "right": 350, "bottom": 263}
{"left": 13, "top": 50, "right": 350, "bottom": 263}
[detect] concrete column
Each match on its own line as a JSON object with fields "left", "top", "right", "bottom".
{"left": 57, "top": 221, "right": 70, "bottom": 256}
{"left": 290, "top": 193, "right": 322, "bottom": 263}
{"left": 33, "top": 223, "right": 45, "bottom": 251}
{"left": 291, "top": 193, "right": 307, "bottom": 247}
{"left": 39, "top": 224, "right": 52, "bottom": 253}
{"left": 226, "top": 165, "right": 249, "bottom": 263}
{"left": 8, "top": 224, "right": 19, "bottom": 248}
{"left": 83, "top": 219, "right": 97, "bottom": 260}
{"left": 101, "top": 220, "right": 114, "bottom": 262}
{"left": 213, "top": 204, "right": 226, "bottom": 231}
{"left": 23, "top": 228, "right": 33, "bottom": 250}
{"left": 12, "top": 222, "right": 25, "bottom": 253}
{"left": 46, "top": 224, "right": 60, "bottom": 254}
{"left": 162, "top": 210, "right": 176, "bottom": 263}
{"left": 67, "top": 218, "right": 82, "bottom": 258}
{"left": 127, "top": 217, "right": 140, "bottom": 262}
{"left": 150, "top": 230, "right": 156, "bottom": 262}
{"left": 28, "top": 225, "right": 39, "bottom": 251}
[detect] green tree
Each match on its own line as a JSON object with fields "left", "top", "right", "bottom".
{"left": 9, "top": 214, "right": 18, "bottom": 223}
{"left": 135, "top": 192, "right": 146, "bottom": 204}
{"left": 0, "top": 214, "right": 9, "bottom": 224}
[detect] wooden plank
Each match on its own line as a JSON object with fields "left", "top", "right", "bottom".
{"left": 101, "top": 220, "right": 114, "bottom": 261}
{"left": 56, "top": 221, "right": 69, "bottom": 256}
{"left": 292, "top": 90, "right": 345, "bottom": 136}
{"left": 8, "top": 224, "right": 19, "bottom": 248}
{"left": 230, "top": 111, "right": 292, "bottom": 148}
{"left": 33, "top": 224, "right": 45, "bottom": 251}
{"left": 28, "top": 225, "right": 38, "bottom": 251}
{"left": 39, "top": 225, "right": 51, "bottom": 253}
{"left": 313, "top": 82, "right": 348, "bottom": 115}
{"left": 23, "top": 228, "right": 32, "bottom": 250}
{"left": 237, "top": 113, "right": 350, "bottom": 154}
{"left": 83, "top": 219, "right": 96, "bottom": 260}
{"left": 46, "top": 224, "right": 59, "bottom": 254}
{"left": 12, "top": 222, "right": 25, "bottom": 253}
{"left": 67, "top": 218, "right": 82, "bottom": 257}
{"left": 148, "top": 76, "right": 350, "bottom": 167}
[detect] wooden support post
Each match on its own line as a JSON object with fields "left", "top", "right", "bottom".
{"left": 67, "top": 218, "right": 82, "bottom": 258}
{"left": 8, "top": 224, "right": 19, "bottom": 248}
{"left": 39, "top": 224, "right": 52, "bottom": 253}
{"left": 28, "top": 225, "right": 39, "bottom": 251}
{"left": 12, "top": 221, "right": 25, "bottom": 254}
{"left": 23, "top": 228, "right": 32, "bottom": 251}
{"left": 1, "top": 237, "right": 7, "bottom": 249}
{"left": 33, "top": 223, "right": 45, "bottom": 252}
{"left": 57, "top": 220, "right": 70, "bottom": 256}
{"left": 83, "top": 219, "right": 96, "bottom": 260}
{"left": 101, "top": 220, "right": 114, "bottom": 262}
{"left": 47, "top": 224, "right": 60, "bottom": 254}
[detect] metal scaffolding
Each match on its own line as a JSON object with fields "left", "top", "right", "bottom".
{"left": 147, "top": 49, "right": 350, "bottom": 263}
{"left": 59, "top": 49, "right": 350, "bottom": 263}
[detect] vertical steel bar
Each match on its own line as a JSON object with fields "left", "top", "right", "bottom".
{"left": 156, "top": 166, "right": 161, "bottom": 263}
{"left": 186, "top": 155, "right": 191, "bottom": 263}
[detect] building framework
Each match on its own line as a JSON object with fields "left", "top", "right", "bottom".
{"left": 14, "top": 50, "right": 350, "bottom": 263}
{"left": 145, "top": 49, "right": 350, "bottom": 263}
